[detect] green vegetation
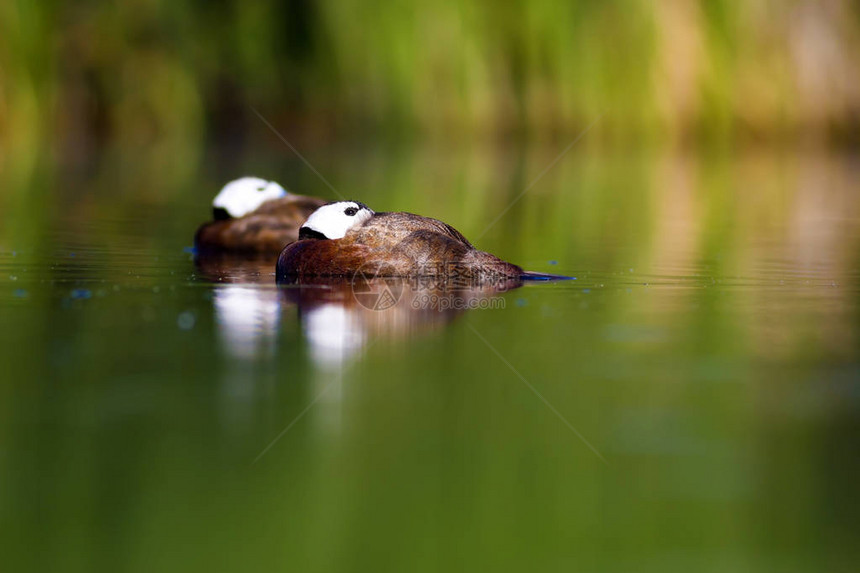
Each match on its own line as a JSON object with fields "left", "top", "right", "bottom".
{"left": 2, "top": 0, "right": 859, "bottom": 168}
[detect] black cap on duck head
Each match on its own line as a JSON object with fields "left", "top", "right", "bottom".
{"left": 299, "top": 201, "right": 374, "bottom": 240}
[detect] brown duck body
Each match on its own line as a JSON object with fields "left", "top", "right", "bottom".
{"left": 276, "top": 212, "right": 523, "bottom": 282}
{"left": 195, "top": 195, "right": 326, "bottom": 254}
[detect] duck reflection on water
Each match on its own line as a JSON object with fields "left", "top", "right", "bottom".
{"left": 195, "top": 252, "right": 522, "bottom": 367}
{"left": 196, "top": 252, "right": 521, "bottom": 434}
{"left": 280, "top": 274, "right": 521, "bottom": 366}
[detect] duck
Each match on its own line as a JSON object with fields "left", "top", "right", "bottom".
{"left": 194, "top": 177, "right": 327, "bottom": 254}
{"left": 276, "top": 201, "right": 558, "bottom": 283}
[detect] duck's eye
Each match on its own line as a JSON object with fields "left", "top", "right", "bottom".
{"left": 257, "top": 186, "right": 266, "bottom": 192}
{"left": 344, "top": 206, "right": 358, "bottom": 216}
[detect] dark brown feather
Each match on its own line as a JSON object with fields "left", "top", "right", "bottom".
{"left": 195, "top": 195, "right": 326, "bottom": 254}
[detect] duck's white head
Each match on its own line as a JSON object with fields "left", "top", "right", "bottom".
{"left": 212, "top": 177, "right": 288, "bottom": 219}
{"left": 299, "top": 201, "right": 374, "bottom": 240}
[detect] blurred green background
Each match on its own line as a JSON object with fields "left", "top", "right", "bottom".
{"left": 2, "top": 0, "right": 860, "bottom": 166}
{"left": 1, "top": 2, "right": 859, "bottom": 572}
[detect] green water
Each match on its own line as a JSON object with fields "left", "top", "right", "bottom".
{"left": 1, "top": 147, "right": 858, "bottom": 572}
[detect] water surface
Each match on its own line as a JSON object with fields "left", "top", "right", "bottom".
{"left": 1, "top": 147, "right": 858, "bottom": 572}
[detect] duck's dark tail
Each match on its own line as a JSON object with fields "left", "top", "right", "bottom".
{"left": 520, "top": 271, "right": 576, "bottom": 281}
